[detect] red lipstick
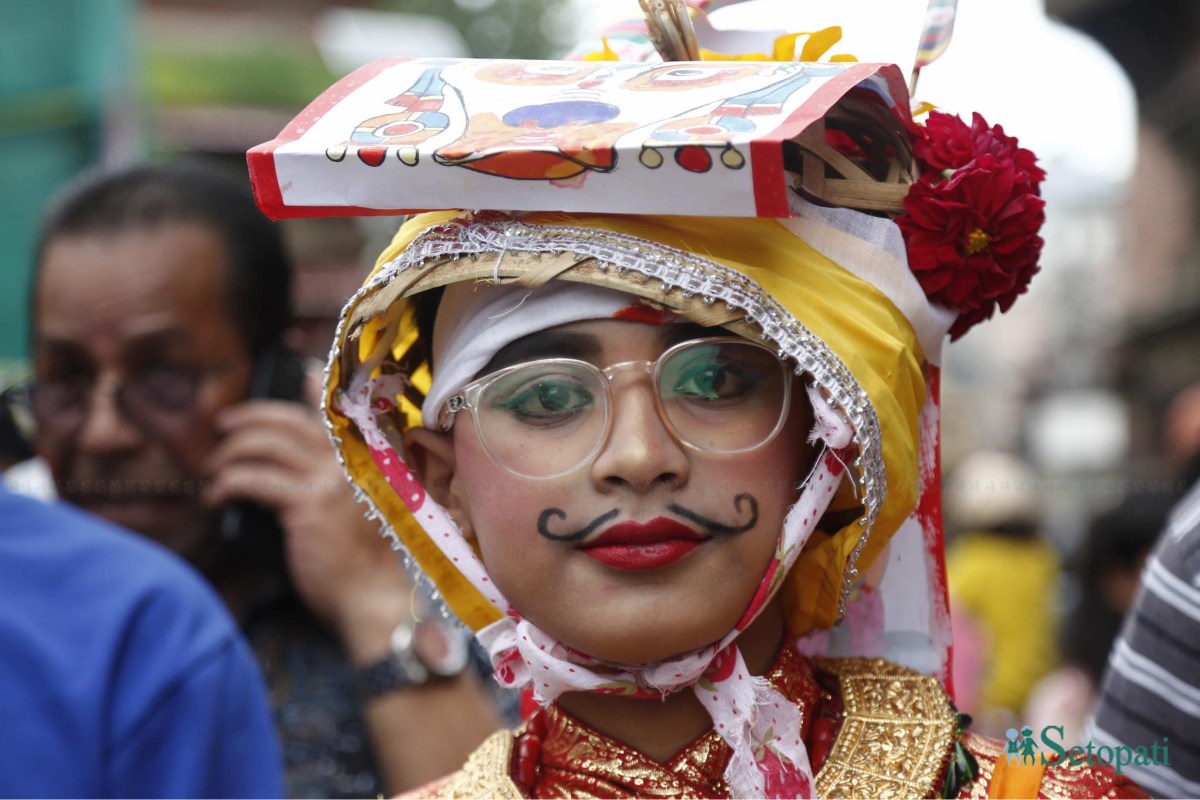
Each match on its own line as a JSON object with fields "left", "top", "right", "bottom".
{"left": 580, "top": 517, "right": 706, "bottom": 570}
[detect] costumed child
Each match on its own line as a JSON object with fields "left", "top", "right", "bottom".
{"left": 248, "top": 2, "right": 1149, "bottom": 796}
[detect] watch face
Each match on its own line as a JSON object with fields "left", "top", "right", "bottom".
{"left": 413, "top": 619, "right": 471, "bottom": 677}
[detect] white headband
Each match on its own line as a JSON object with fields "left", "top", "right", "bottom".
{"left": 423, "top": 281, "right": 643, "bottom": 428}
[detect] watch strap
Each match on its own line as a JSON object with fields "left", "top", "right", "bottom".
{"left": 355, "top": 645, "right": 429, "bottom": 700}
{"left": 355, "top": 617, "right": 470, "bottom": 701}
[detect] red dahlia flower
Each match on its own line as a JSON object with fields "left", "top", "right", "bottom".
{"left": 911, "top": 111, "right": 976, "bottom": 174}
{"left": 899, "top": 112, "right": 1046, "bottom": 339}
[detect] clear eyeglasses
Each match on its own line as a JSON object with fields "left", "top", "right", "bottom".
{"left": 22, "top": 362, "right": 238, "bottom": 442}
{"left": 438, "top": 337, "right": 793, "bottom": 479}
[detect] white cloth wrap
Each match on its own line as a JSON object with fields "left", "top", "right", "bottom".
{"left": 423, "top": 281, "right": 636, "bottom": 428}
{"left": 783, "top": 193, "right": 955, "bottom": 364}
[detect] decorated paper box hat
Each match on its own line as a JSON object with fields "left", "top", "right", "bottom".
{"left": 249, "top": 58, "right": 915, "bottom": 219}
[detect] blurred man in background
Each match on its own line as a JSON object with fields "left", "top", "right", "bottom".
{"left": 18, "top": 162, "right": 500, "bottom": 797}
{"left": 1088, "top": 383, "right": 1200, "bottom": 797}
{"left": 1024, "top": 492, "right": 1168, "bottom": 746}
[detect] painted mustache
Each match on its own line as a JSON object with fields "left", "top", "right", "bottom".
{"left": 536, "top": 493, "right": 759, "bottom": 542}
{"left": 667, "top": 493, "right": 758, "bottom": 536}
{"left": 537, "top": 508, "right": 619, "bottom": 543}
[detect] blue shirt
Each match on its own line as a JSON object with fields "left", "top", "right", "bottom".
{"left": 0, "top": 485, "right": 284, "bottom": 798}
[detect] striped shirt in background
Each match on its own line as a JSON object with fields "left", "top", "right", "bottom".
{"left": 1089, "top": 482, "right": 1200, "bottom": 798}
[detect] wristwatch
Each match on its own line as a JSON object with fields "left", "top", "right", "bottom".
{"left": 355, "top": 616, "right": 472, "bottom": 700}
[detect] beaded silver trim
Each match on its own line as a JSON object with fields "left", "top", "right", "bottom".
{"left": 321, "top": 289, "right": 456, "bottom": 623}
{"left": 338, "top": 215, "right": 886, "bottom": 619}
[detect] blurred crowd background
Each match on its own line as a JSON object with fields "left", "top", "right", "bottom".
{"left": 3, "top": 0, "right": 1200, "bottom": 749}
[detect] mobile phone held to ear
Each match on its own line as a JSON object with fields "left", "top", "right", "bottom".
{"left": 246, "top": 342, "right": 308, "bottom": 405}
{"left": 220, "top": 343, "right": 308, "bottom": 570}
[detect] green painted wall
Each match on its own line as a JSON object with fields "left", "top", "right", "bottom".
{"left": 0, "top": 0, "right": 136, "bottom": 377}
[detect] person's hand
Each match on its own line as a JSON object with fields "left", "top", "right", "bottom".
{"left": 206, "top": 400, "right": 412, "bottom": 659}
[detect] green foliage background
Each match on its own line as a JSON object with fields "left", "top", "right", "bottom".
{"left": 147, "top": 0, "right": 577, "bottom": 112}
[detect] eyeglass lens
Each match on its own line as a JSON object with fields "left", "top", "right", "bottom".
{"left": 31, "top": 368, "right": 202, "bottom": 439}
{"left": 472, "top": 340, "right": 788, "bottom": 478}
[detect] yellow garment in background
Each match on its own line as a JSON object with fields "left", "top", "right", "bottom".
{"left": 947, "top": 532, "right": 1060, "bottom": 715}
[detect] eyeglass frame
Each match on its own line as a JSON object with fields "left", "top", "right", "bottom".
{"left": 436, "top": 336, "right": 795, "bottom": 480}
{"left": 21, "top": 360, "right": 243, "bottom": 442}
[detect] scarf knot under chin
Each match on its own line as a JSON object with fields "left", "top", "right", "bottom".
{"left": 476, "top": 614, "right": 818, "bottom": 798}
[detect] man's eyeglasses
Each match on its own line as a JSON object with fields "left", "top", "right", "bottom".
{"left": 17, "top": 363, "right": 238, "bottom": 441}
{"left": 438, "top": 337, "right": 793, "bottom": 480}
